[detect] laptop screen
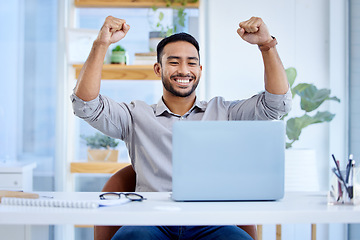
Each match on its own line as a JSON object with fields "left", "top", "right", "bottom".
{"left": 171, "top": 120, "right": 285, "bottom": 201}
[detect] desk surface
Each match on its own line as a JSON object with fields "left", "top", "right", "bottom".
{"left": 1, "top": 192, "right": 359, "bottom": 226}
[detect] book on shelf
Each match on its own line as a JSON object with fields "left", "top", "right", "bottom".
{"left": 133, "top": 52, "right": 157, "bottom": 65}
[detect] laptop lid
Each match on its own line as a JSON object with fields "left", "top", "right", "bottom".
{"left": 171, "top": 120, "right": 285, "bottom": 201}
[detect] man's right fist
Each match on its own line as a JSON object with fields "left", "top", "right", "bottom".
{"left": 96, "top": 16, "right": 130, "bottom": 46}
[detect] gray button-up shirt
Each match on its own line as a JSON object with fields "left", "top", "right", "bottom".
{"left": 71, "top": 90, "right": 292, "bottom": 192}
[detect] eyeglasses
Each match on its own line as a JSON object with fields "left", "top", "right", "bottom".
{"left": 99, "top": 192, "right": 146, "bottom": 202}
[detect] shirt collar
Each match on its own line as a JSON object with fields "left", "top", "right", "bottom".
{"left": 155, "top": 97, "right": 206, "bottom": 117}
{"left": 155, "top": 98, "right": 169, "bottom": 116}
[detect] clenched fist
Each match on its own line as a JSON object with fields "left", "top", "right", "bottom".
{"left": 237, "top": 17, "right": 272, "bottom": 46}
{"left": 96, "top": 16, "right": 130, "bottom": 46}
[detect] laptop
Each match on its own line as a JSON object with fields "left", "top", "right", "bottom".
{"left": 171, "top": 120, "right": 285, "bottom": 201}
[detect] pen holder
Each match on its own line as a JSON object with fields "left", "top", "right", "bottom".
{"left": 328, "top": 167, "right": 360, "bottom": 205}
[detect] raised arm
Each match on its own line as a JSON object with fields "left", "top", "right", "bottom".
{"left": 74, "top": 16, "right": 130, "bottom": 101}
{"left": 237, "top": 17, "right": 288, "bottom": 95}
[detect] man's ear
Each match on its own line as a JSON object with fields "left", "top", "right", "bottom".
{"left": 154, "top": 63, "right": 162, "bottom": 77}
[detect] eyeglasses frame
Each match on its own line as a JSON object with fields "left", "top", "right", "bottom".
{"left": 99, "top": 192, "right": 146, "bottom": 202}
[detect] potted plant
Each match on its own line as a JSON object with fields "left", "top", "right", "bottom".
{"left": 147, "top": 6, "right": 173, "bottom": 52}
{"left": 81, "top": 133, "right": 119, "bottom": 162}
{"left": 148, "top": 0, "right": 198, "bottom": 52}
{"left": 283, "top": 67, "right": 340, "bottom": 192}
{"left": 111, "top": 45, "right": 127, "bottom": 64}
{"left": 283, "top": 67, "right": 340, "bottom": 149}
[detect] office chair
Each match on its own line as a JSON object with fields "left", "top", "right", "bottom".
{"left": 94, "top": 165, "right": 136, "bottom": 240}
{"left": 94, "top": 165, "right": 257, "bottom": 240}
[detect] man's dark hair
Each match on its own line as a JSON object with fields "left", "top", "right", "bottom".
{"left": 156, "top": 32, "right": 200, "bottom": 64}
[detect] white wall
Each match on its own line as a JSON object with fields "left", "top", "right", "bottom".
{"left": 203, "top": 0, "right": 295, "bottom": 99}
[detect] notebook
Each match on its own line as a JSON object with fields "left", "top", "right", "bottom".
{"left": 171, "top": 120, "right": 285, "bottom": 201}
{"left": 1, "top": 197, "right": 101, "bottom": 208}
{"left": 0, "top": 193, "right": 131, "bottom": 208}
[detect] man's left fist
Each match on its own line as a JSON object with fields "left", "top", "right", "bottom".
{"left": 237, "top": 17, "right": 273, "bottom": 46}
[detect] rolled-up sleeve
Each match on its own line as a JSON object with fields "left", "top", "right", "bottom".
{"left": 229, "top": 88, "right": 292, "bottom": 120}
{"left": 70, "top": 93, "right": 131, "bottom": 140}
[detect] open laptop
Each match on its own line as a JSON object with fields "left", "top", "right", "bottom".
{"left": 171, "top": 120, "right": 285, "bottom": 201}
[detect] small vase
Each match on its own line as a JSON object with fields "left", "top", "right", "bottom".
{"left": 87, "top": 149, "right": 118, "bottom": 162}
{"left": 111, "top": 51, "right": 126, "bottom": 64}
{"left": 149, "top": 31, "right": 164, "bottom": 52}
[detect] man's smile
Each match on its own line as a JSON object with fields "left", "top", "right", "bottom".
{"left": 171, "top": 75, "right": 194, "bottom": 87}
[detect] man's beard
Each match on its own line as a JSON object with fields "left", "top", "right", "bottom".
{"left": 162, "top": 74, "right": 199, "bottom": 98}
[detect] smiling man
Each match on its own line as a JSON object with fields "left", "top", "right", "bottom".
{"left": 157, "top": 41, "right": 201, "bottom": 95}
{"left": 71, "top": 16, "right": 291, "bottom": 240}
{"left": 155, "top": 36, "right": 202, "bottom": 116}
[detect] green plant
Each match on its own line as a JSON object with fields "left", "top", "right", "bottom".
{"left": 150, "top": 0, "right": 198, "bottom": 37}
{"left": 112, "top": 45, "right": 125, "bottom": 52}
{"left": 111, "top": 45, "right": 127, "bottom": 64}
{"left": 81, "top": 133, "right": 119, "bottom": 149}
{"left": 283, "top": 67, "right": 340, "bottom": 149}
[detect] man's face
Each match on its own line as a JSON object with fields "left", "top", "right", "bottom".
{"left": 156, "top": 41, "right": 202, "bottom": 98}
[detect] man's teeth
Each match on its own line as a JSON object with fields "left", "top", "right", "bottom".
{"left": 176, "top": 79, "right": 190, "bottom": 83}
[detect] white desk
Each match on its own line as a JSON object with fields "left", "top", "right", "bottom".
{"left": 0, "top": 192, "right": 359, "bottom": 226}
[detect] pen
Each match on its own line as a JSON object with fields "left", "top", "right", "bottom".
{"left": 345, "top": 154, "right": 353, "bottom": 184}
{"left": 336, "top": 161, "right": 343, "bottom": 201}
{"left": 348, "top": 159, "right": 355, "bottom": 199}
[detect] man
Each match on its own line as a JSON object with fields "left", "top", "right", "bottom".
{"left": 71, "top": 16, "right": 291, "bottom": 240}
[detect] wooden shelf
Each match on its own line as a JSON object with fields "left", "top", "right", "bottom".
{"left": 73, "top": 64, "right": 161, "bottom": 80}
{"left": 74, "top": 0, "right": 200, "bottom": 8}
{"left": 70, "top": 162, "right": 130, "bottom": 174}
